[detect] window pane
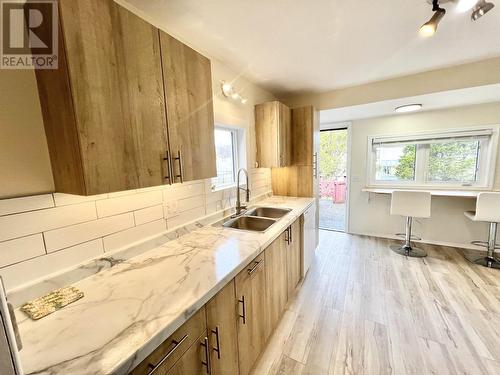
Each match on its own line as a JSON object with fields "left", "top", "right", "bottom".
{"left": 375, "top": 144, "right": 416, "bottom": 181}
{"left": 427, "top": 140, "right": 479, "bottom": 183}
{"left": 213, "top": 128, "right": 236, "bottom": 188}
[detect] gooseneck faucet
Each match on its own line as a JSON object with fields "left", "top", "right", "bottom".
{"left": 235, "top": 168, "right": 250, "bottom": 216}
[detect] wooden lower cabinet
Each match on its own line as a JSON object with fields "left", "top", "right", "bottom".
{"left": 205, "top": 281, "right": 240, "bottom": 375}
{"left": 235, "top": 252, "right": 267, "bottom": 375}
{"left": 130, "top": 308, "right": 206, "bottom": 375}
{"left": 131, "top": 223, "right": 305, "bottom": 375}
{"left": 165, "top": 332, "right": 208, "bottom": 375}
{"left": 287, "top": 219, "right": 302, "bottom": 297}
{"left": 264, "top": 233, "right": 288, "bottom": 339}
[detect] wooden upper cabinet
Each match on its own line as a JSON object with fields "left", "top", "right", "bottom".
{"left": 160, "top": 31, "right": 217, "bottom": 183}
{"left": 36, "top": 0, "right": 169, "bottom": 195}
{"left": 292, "top": 106, "right": 317, "bottom": 166}
{"left": 255, "top": 101, "right": 292, "bottom": 168}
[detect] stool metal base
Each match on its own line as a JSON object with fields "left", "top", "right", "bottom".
{"left": 465, "top": 255, "right": 500, "bottom": 269}
{"left": 466, "top": 222, "right": 500, "bottom": 269}
{"left": 390, "top": 245, "right": 427, "bottom": 258}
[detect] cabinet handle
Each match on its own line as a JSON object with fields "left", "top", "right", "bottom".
{"left": 211, "top": 326, "right": 221, "bottom": 359}
{"left": 163, "top": 151, "right": 173, "bottom": 184}
{"left": 289, "top": 226, "right": 293, "bottom": 244}
{"left": 238, "top": 296, "right": 246, "bottom": 324}
{"left": 201, "top": 336, "right": 211, "bottom": 375}
{"left": 146, "top": 334, "right": 189, "bottom": 374}
{"left": 285, "top": 227, "right": 289, "bottom": 245}
{"left": 174, "top": 150, "right": 184, "bottom": 183}
{"left": 247, "top": 260, "right": 262, "bottom": 275}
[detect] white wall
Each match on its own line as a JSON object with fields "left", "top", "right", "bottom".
{"left": 348, "top": 101, "right": 500, "bottom": 248}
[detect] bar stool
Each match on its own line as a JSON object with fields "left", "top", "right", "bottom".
{"left": 390, "top": 191, "right": 431, "bottom": 257}
{"left": 464, "top": 192, "right": 500, "bottom": 269}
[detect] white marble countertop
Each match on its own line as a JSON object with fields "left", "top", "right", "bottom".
{"left": 16, "top": 196, "right": 314, "bottom": 375}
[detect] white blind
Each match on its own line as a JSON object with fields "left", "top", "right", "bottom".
{"left": 372, "top": 129, "right": 492, "bottom": 148}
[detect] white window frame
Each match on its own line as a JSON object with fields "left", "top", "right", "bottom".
{"left": 366, "top": 125, "right": 499, "bottom": 190}
{"left": 212, "top": 125, "right": 242, "bottom": 191}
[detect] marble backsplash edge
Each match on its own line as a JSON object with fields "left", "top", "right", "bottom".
{"left": 7, "top": 192, "right": 273, "bottom": 307}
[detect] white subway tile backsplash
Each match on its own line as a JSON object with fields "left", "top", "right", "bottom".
{"left": 133, "top": 205, "right": 164, "bottom": 225}
{"left": 0, "top": 239, "right": 104, "bottom": 291}
{"left": 43, "top": 213, "right": 135, "bottom": 253}
{"left": 0, "top": 202, "right": 97, "bottom": 242}
{"left": 0, "top": 194, "right": 54, "bottom": 216}
{"left": 0, "top": 234, "right": 45, "bottom": 268}
{"left": 0, "top": 170, "right": 271, "bottom": 291}
{"left": 167, "top": 206, "right": 206, "bottom": 229}
{"left": 53, "top": 193, "right": 108, "bottom": 206}
{"left": 164, "top": 182, "right": 204, "bottom": 202}
{"left": 103, "top": 220, "right": 166, "bottom": 253}
{"left": 96, "top": 190, "right": 162, "bottom": 218}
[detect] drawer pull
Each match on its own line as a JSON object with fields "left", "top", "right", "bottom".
{"left": 201, "top": 336, "right": 211, "bottom": 374}
{"left": 211, "top": 326, "right": 221, "bottom": 359}
{"left": 146, "top": 334, "right": 189, "bottom": 374}
{"left": 238, "top": 296, "right": 246, "bottom": 324}
{"left": 247, "top": 260, "right": 262, "bottom": 275}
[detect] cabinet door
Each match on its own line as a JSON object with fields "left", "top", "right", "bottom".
{"left": 264, "top": 233, "right": 288, "bottom": 339}
{"left": 287, "top": 219, "right": 302, "bottom": 297}
{"left": 235, "top": 253, "right": 267, "bottom": 375}
{"left": 160, "top": 32, "right": 216, "bottom": 183}
{"left": 165, "top": 333, "right": 208, "bottom": 375}
{"left": 278, "top": 103, "right": 292, "bottom": 167}
{"left": 56, "top": 0, "right": 168, "bottom": 194}
{"left": 205, "top": 281, "right": 239, "bottom": 375}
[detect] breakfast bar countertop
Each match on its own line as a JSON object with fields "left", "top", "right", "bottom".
{"left": 16, "top": 196, "right": 314, "bottom": 375}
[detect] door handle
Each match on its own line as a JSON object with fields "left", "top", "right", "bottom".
{"left": 238, "top": 296, "right": 246, "bottom": 324}
{"left": 174, "top": 150, "right": 184, "bottom": 183}
{"left": 201, "top": 336, "right": 211, "bottom": 374}
{"left": 163, "top": 151, "right": 173, "bottom": 185}
{"left": 211, "top": 326, "right": 221, "bottom": 359}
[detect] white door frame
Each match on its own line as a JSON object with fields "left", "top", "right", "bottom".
{"left": 319, "top": 121, "right": 352, "bottom": 233}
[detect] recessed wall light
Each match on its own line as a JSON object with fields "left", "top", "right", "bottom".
{"left": 395, "top": 104, "right": 423, "bottom": 113}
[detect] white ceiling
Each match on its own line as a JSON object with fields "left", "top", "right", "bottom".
{"left": 320, "top": 84, "right": 500, "bottom": 126}
{"left": 124, "top": 0, "right": 500, "bottom": 96}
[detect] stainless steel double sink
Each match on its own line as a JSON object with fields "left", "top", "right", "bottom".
{"left": 222, "top": 207, "right": 291, "bottom": 232}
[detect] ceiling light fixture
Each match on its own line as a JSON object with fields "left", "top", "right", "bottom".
{"left": 395, "top": 104, "right": 423, "bottom": 113}
{"left": 221, "top": 81, "right": 247, "bottom": 104}
{"left": 471, "top": 0, "right": 495, "bottom": 20}
{"left": 420, "top": 0, "right": 446, "bottom": 36}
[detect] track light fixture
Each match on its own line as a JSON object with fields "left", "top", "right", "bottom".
{"left": 471, "top": 0, "right": 495, "bottom": 20}
{"left": 420, "top": 0, "right": 446, "bottom": 37}
{"left": 420, "top": 0, "right": 495, "bottom": 36}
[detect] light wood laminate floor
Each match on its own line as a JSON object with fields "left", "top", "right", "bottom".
{"left": 252, "top": 231, "right": 500, "bottom": 375}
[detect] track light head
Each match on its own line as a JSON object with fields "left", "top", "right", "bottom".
{"left": 471, "top": 0, "right": 495, "bottom": 20}
{"left": 420, "top": 5, "right": 446, "bottom": 36}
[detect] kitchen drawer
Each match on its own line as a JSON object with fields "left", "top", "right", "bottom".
{"left": 130, "top": 307, "right": 206, "bottom": 375}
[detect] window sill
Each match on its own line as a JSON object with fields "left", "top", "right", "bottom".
{"left": 211, "top": 184, "right": 237, "bottom": 193}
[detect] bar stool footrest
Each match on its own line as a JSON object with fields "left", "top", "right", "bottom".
{"left": 395, "top": 233, "right": 422, "bottom": 241}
